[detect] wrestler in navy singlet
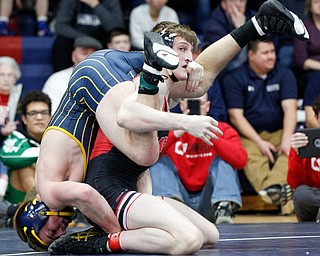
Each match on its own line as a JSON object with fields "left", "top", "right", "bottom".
{"left": 46, "top": 50, "right": 144, "bottom": 165}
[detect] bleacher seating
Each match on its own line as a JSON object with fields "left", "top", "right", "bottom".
{"left": 0, "top": 36, "right": 54, "bottom": 95}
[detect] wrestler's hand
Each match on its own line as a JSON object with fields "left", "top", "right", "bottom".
{"left": 186, "top": 61, "right": 204, "bottom": 92}
{"left": 184, "top": 115, "right": 223, "bottom": 146}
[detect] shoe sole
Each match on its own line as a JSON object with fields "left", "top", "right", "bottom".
{"left": 153, "top": 43, "right": 179, "bottom": 69}
{"left": 145, "top": 32, "right": 179, "bottom": 70}
{"left": 256, "top": 0, "right": 309, "bottom": 40}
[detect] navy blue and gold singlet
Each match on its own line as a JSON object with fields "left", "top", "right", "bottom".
{"left": 46, "top": 49, "right": 144, "bottom": 166}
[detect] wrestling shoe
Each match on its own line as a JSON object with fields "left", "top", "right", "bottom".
{"left": 252, "top": 0, "right": 309, "bottom": 41}
{"left": 140, "top": 32, "right": 179, "bottom": 94}
{"left": 48, "top": 227, "right": 109, "bottom": 255}
{"left": 144, "top": 31, "right": 179, "bottom": 72}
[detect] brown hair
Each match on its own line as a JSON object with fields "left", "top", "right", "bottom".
{"left": 152, "top": 21, "right": 198, "bottom": 52}
{"left": 305, "top": 0, "right": 312, "bottom": 17}
{"left": 248, "top": 35, "right": 274, "bottom": 53}
{"left": 312, "top": 93, "right": 320, "bottom": 116}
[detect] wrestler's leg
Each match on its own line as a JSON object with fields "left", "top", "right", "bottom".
{"left": 120, "top": 193, "right": 208, "bottom": 254}
{"left": 48, "top": 192, "right": 216, "bottom": 255}
{"left": 162, "top": 196, "right": 219, "bottom": 248}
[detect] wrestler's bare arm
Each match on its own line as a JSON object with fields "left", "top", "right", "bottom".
{"left": 117, "top": 96, "right": 222, "bottom": 144}
{"left": 169, "top": 34, "right": 241, "bottom": 99}
{"left": 41, "top": 180, "right": 121, "bottom": 233}
{"left": 36, "top": 130, "right": 121, "bottom": 233}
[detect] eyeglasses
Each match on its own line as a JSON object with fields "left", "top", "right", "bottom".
{"left": 25, "top": 110, "right": 50, "bottom": 118}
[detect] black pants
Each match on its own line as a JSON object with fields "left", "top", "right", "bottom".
{"left": 52, "top": 36, "right": 74, "bottom": 72}
{"left": 293, "top": 185, "right": 320, "bottom": 222}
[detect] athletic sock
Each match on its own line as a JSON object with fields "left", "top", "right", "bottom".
{"left": 138, "top": 64, "right": 163, "bottom": 95}
{"left": 106, "top": 232, "right": 124, "bottom": 252}
{"left": 230, "top": 20, "right": 260, "bottom": 48}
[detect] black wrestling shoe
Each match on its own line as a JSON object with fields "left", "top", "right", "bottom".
{"left": 143, "top": 31, "right": 179, "bottom": 72}
{"left": 48, "top": 227, "right": 109, "bottom": 255}
{"left": 252, "top": 0, "right": 309, "bottom": 41}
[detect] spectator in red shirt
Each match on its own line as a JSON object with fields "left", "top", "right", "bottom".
{"left": 150, "top": 93, "right": 248, "bottom": 224}
{"left": 288, "top": 93, "right": 320, "bottom": 222}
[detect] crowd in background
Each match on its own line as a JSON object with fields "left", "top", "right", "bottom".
{"left": 0, "top": 0, "right": 320, "bottom": 225}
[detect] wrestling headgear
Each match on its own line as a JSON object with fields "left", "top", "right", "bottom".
{"left": 15, "top": 198, "right": 75, "bottom": 251}
{"left": 159, "top": 28, "right": 177, "bottom": 48}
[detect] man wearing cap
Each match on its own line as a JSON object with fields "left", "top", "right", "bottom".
{"left": 43, "top": 36, "right": 102, "bottom": 114}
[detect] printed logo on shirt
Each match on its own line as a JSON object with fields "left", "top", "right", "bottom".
{"left": 310, "top": 158, "right": 320, "bottom": 172}
{"left": 247, "top": 85, "right": 255, "bottom": 92}
{"left": 266, "top": 83, "right": 280, "bottom": 92}
{"left": 174, "top": 141, "right": 188, "bottom": 156}
{"left": 174, "top": 141, "right": 213, "bottom": 158}
{"left": 77, "top": 14, "right": 101, "bottom": 26}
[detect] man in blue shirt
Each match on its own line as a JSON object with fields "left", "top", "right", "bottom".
{"left": 303, "top": 72, "right": 320, "bottom": 128}
{"left": 203, "top": 0, "right": 256, "bottom": 83}
{"left": 223, "top": 36, "right": 297, "bottom": 214}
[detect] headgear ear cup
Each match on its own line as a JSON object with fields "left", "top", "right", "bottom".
{"left": 14, "top": 198, "right": 75, "bottom": 251}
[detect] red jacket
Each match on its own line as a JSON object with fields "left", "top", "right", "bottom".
{"left": 162, "top": 122, "right": 248, "bottom": 192}
{"left": 288, "top": 148, "right": 320, "bottom": 189}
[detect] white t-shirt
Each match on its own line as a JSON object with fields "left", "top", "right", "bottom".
{"left": 42, "top": 67, "right": 73, "bottom": 114}
{"left": 129, "top": 4, "right": 180, "bottom": 50}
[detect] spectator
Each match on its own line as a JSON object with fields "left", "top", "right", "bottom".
{"left": 0, "top": 56, "right": 21, "bottom": 201}
{"left": 203, "top": 0, "right": 256, "bottom": 83}
{"left": 0, "top": 0, "right": 51, "bottom": 36}
{"left": 303, "top": 74, "right": 320, "bottom": 128}
{"left": 223, "top": 37, "right": 297, "bottom": 215}
{"left": 171, "top": 42, "right": 228, "bottom": 122}
{"left": 170, "top": 80, "right": 228, "bottom": 122}
{"left": 294, "top": 0, "right": 320, "bottom": 128}
{"left": 0, "top": 91, "right": 51, "bottom": 204}
{"left": 52, "top": 0, "right": 124, "bottom": 72}
{"left": 288, "top": 93, "right": 320, "bottom": 222}
{"left": 276, "top": 0, "right": 306, "bottom": 69}
{"left": 129, "top": 0, "right": 179, "bottom": 50}
{"left": 43, "top": 36, "right": 102, "bottom": 114}
{"left": 166, "top": 0, "right": 210, "bottom": 35}
{"left": 107, "top": 27, "right": 132, "bottom": 52}
{"left": 150, "top": 93, "right": 247, "bottom": 224}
